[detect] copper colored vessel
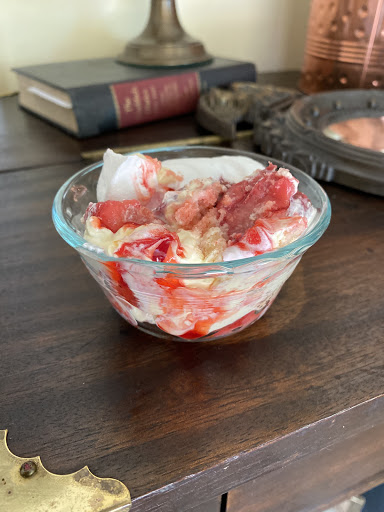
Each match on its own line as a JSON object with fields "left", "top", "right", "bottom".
{"left": 299, "top": 0, "right": 384, "bottom": 93}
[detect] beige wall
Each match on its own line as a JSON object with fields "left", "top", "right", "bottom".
{"left": 0, "top": 0, "right": 311, "bottom": 95}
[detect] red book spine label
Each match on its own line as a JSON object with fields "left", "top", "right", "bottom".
{"left": 110, "top": 72, "right": 201, "bottom": 128}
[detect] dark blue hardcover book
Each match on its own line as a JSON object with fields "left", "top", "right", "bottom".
{"left": 14, "top": 57, "right": 257, "bottom": 138}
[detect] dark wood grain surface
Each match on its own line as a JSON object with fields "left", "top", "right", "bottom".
{"left": 0, "top": 160, "right": 383, "bottom": 511}
{"left": 0, "top": 96, "right": 82, "bottom": 172}
{"left": 191, "top": 497, "right": 221, "bottom": 512}
{"left": 227, "top": 415, "right": 384, "bottom": 512}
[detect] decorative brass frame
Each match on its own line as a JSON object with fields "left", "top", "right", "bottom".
{"left": 0, "top": 430, "right": 131, "bottom": 512}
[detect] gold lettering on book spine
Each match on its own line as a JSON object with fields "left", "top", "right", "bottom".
{"left": 131, "top": 86, "right": 142, "bottom": 114}
{"left": 109, "top": 85, "right": 122, "bottom": 127}
{"left": 149, "top": 85, "right": 159, "bottom": 113}
{"left": 142, "top": 88, "right": 151, "bottom": 114}
{"left": 123, "top": 97, "right": 133, "bottom": 113}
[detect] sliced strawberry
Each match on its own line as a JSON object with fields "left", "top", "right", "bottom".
{"left": 84, "top": 200, "right": 155, "bottom": 233}
{"left": 218, "top": 165, "right": 299, "bottom": 239}
{"left": 157, "top": 304, "right": 224, "bottom": 339}
{"left": 208, "top": 310, "right": 258, "bottom": 338}
{"left": 175, "top": 319, "right": 213, "bottom": 340}
{"left": 236, "top": 216, "right": 307, "bottom": 255}
{"left": 103, "top": 261, "right": 138, "bottom": 307}
{"left": 114, "top": 225, "right": 184, "bottom": 262}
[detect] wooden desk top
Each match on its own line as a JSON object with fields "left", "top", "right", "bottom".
{"left": 0, "top": 72, "right": 383, "bottom": 512}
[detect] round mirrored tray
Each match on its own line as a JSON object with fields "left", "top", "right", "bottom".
{"left": 256, "top": 89, "right": 384, "bottom": 196}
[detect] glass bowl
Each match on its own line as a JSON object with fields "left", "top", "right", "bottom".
{"left": 52, "top": 146, "right": 331, "bottom": 341}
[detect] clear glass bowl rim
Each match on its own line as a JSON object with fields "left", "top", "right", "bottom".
{"left": 52, "top": 145, "right": 331, "bottom": 273}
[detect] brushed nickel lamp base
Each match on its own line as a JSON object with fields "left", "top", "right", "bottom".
{"left": 117, "top": 0, "right": 212, "bottom": 68}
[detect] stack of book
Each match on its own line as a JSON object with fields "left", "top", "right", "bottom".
{"left": 13, "top": 57, "right": 256, "bottom": 138}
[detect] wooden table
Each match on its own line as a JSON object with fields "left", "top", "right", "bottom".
{"left": 0, "top": 72, "right": 383, "bottom": 512}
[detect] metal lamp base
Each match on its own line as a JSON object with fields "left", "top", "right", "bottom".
{"left": 117, "top": 0, "right": 212, "bottom": 68}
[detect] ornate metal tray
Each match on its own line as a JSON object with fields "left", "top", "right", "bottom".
{"left": 197, "top": 86, "right": 384, "bottom": 196}
{"left": 256, "top": 89, "right": 384, "bottom": 196}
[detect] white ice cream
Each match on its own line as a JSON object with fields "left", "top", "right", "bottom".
{"left": 97, "top": 149, "right": 127, "bottom": 202}
{"left": 97, "top": 149, "right": 263, "bottom": 202}
{"left": 162, "top": 155, "right": 263, "bottom": 185}
{"left": 96, "top": 149, "right": 181, "bottom": 205}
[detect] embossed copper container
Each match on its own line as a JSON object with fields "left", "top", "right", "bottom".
{"left": 299, "top": 0, "right": 384, "bottom": 93}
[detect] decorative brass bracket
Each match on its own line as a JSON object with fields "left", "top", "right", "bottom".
{"left": 0, "top": 430, "right": 131, "bottom": 512}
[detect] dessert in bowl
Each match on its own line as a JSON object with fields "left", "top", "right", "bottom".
{"left": 52, "top": 146, "right": 331, "bottom": 341}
